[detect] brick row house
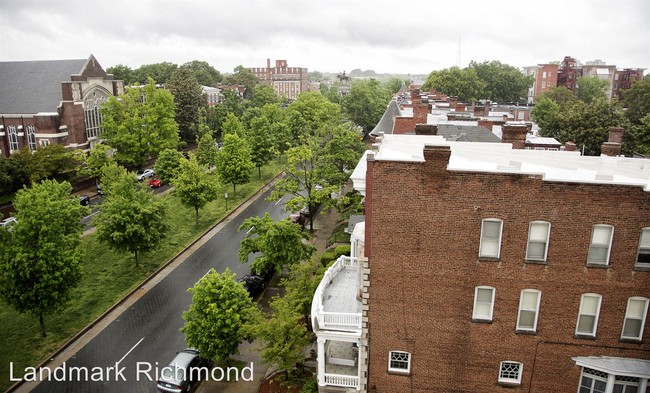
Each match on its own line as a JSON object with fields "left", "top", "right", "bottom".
{"left": 0, "top": 54, "right": 123, "bottom": 157}
{"left": 314, "top": 126, "right": 650, "bottom": 391}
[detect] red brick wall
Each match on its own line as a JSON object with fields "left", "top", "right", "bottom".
{"left": 365, "top": 148, "right": 650, "bottom": 392}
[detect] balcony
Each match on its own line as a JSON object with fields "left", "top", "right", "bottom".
{"left": 311, "top": 256, "right": 362, "bottom": 333}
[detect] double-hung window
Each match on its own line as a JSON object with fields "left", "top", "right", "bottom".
{"left": 576, "top": 294, "right": 602, "bottom": 337}
{"left": 388, "top": 351, "right": 411, "bottom": 374}
{"left": 473, "top": 286, "right": 495, "bottom": 321}
{"left": 526, "top": 221, "right": 550, "bottom": 262}
{"left": 516, "top": 289, "right": 541, "bottom": 332}
{"left": 480, "top": 219, "right": 503, "bottom": 259}
{"left": 588, "top": 225, "right": 613, "bottom": 265}
{"left": 621, "top": 297, "right": 648, "bottom": 341}
{"left": 498, "top": 361, "right": 523, "bottom": 385}
{"left": 636, "top": 228, "right": 650, "bottom": 267}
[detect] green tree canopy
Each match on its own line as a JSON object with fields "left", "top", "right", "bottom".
{"left": 12, "top": 144, "right": 81, "bottom": 185}
{"left": 195, "top": 131, "right": 219, "bottom": 168}
{"left": 238, "top": 213, "right": 315, "bottom": 275}
{"left": 101, "top": 78, "right": 180, "bottom": 168}
{"left": 132, "top": 62, "right": 178, "bottom": 85}
{"left": 0, "top": 180, "right": 88, "bottom": 336}
{"left": 422, "top": 66, "right": 485, "bottom": 102}
{"left": 154, "top": 148, "right": 184, "bottom": 185}
{"left": 167, "top": 67, "right": 205, "bottom": 142}
{"left": 221, "top": 112, "right": 246, "bottom": 137}
{"left": 469, "top": 60, "right": 533, "bottom": 103}
{"left": 223, "top": 65, "right": 259, "bottom": 98}
{"left": 251, "top": 84, "right": 280, "bottom": 107}
{"left": 342, "top": 79, "right": 392, "bottom": 134}
{"left": 0, "top": 155, "right": 29, "bottom": 196}
{"left": 246, "top": 116, "right": 274, "bottom": 178}
{"left": 181, "top": 60, "right": 223, "bottom": 87}
{"left": 79, "top": 143, "right": 115, "bottom": 183}
{"left": 173, "top": 153, "right": 219, "bottom": 224}
{"left": 320, "top": 124, "right": 366, "bottom": 187}
{"left": 93, "top": 164, "right": 169, "bottom": 265}
{"left": 106, "top": 64, "right": 135, "bottom": 84}
{"left": 216, "top": 133, "right": 254, "bottom": 195}
{"left": 575, "top": 76, "right": 609, "bottom": 104}
{"left": 620, "top": 77, "right": 650, "bottom": 125}
{"left": 286, "top": 91, "right": 341, "bottom": 140}
{"left": 181, "top": 268, "right": 261, "bottom": 363}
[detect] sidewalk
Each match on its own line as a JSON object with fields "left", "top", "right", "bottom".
{"left": 197, "top": 206, "right": 341, "bottom": 393}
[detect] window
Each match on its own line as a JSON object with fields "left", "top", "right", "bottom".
{"left": 8, "top": 125, "right": 18, "bottom": 152}
{"left": 613, "top": 375, "right": 641, "bottom": 393}
{"left": 39, "top": 139, "right": 50, "bottom": 147}
{"left": 621, "top": 297, "right": 648, "bottom": 340}
{"left": 526, "top": 221, "right": 550, "bottom": 262}
{"left": 543, "top": 71, "right": 547, "bottom": 79}
{"left": 636, "top": 228, "right": 650, "bottom": 266}
{"left": 516, "top": 289, "right": 541, "bottom": 332}
{"left": 388, "top": 351, "right": 411, "bottom": 373}
{"left": 26, "top": 125, "right": 37, "bottom": 150}
{"left": 84, "top": 89, "right": 108, "bottom": 140}
{"left": 580, "top": 367, "right": 608, "bottom": 393}
{"left": 473, "top": 286, "right": 495, "bottom": 321}
{"left": 479, "top": 219, "right": 503, "bottom": 258}
{"left": 498, "top": 361, "right": 522, "bottom": 385}
{"left": 576, "top": 294, "right": 602, "bottom": 337}
{"left": 588, "top": 225, "right": 614, "bottom": 265}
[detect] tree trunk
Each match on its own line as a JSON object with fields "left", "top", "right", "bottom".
{"left": 232, "top": 183, "right": 236, "bottom": 196}
{"left": 39, "top": 314, "right": 46, "bottom": 337}
{"left": 258, "top": 166, "right": 261, "bottom": 179}
{"left": 134, "top": 250, "right": 139, "bottom": 267}
{"left": 195, "top": 207, "right": 199, "bottom": 225}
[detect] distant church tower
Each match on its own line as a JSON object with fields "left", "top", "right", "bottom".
{"left": 337, "top": 71, "right": 351, "bottom": 96}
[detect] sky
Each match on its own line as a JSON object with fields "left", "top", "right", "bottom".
{"left": 1, "top": 0, "right": 648, "bottom": 77}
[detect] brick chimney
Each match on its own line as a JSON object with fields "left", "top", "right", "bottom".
{"left": 411, "top": 89, "right": 421, "bottom": 104}
{"left": 415, "top": 124, "right": 438, "bottom": 135}
{"left": 448, "top": 96, "right": 458, "bottom": 110}
{"left": 424, "top": 145, "right": 451, "bottom": 176}
{"left": 413, "top": 102, "right": 431, "bottom": 124}
{"left": 601, "top": 126, "right": 624, "bottom": 156}
{"left": 565, "top": 141, "right": 577, "bottom": 151}
{"left": 455, "top": 103, "right": 466, "bottom": 112}
{"left": 477, "top": 119, "right": 494, "bottom": 132}
{"left": 501, "top": 123, "right": 528, "bottom": 149}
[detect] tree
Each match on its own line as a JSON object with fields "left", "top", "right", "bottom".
{"left": 251, "top": 84, "right": 280, "bottom": 107}
{"left": 247, "top": 116, "right": 274, "bottom": 178}
{"left": 536, "top": 86, "right": 577, "bottom": 106}
{"left": 106, "top": 64, "right": 135, "bottom": 84}
{"left": 282, "top": 259, "right": 325, "bottom": 322}
{"left": 342, "top": 79, "right": 392, "bottom": 134}
{"left": 93, "top": 164, "right": 169, "bottom": 265}
{"left": 13, "top": 144, "right": 81, "bottom": 184}
{"left": 531, "top": 96, "right": 562, "bottom": 135}
{"left": 0, "top": 155, "right": 29, "bottom": 195}
{"left": 181, "top": 60, "right": 223, "bottom": 87}
{"left": 181, "top": 268, "right": 260, "bottom": 363}
{"left": 469, "top": 60, "right": 533, "bottom": 103}
{"left": 195, "top": 131, "right": 219, "bottom": 168}
{"left": 221, "top": 112, "right": 246, "bottom": 137}
{"left": 253, "top": 295, "right": 311, "bottom": 380}
{"left": 269, "top": 141, "right": 337, "bottom": 233}
{"left": 173, "top": 154, "right": 219, "bottom": 224}
{"left": 0, "top": 180, "right": 88, "bottom": 337}
{"left": 286, "top": 91, "right": 341, "bottom": 140}
{"left": 132, "top": 62, "right": 178, "bottom": 85}
{"left": 320, "top": 124, "right": 366, "bottom": 187}
{"left": 238, "top": 213, "right": 315, "bottom": 275}
{"left": 422, "top": 66, "right": 485, "bottom": 102}
{"left": 576, "top": 76, "right": 609, "bottom": 104}
{"left": 167, "top": 67, "right": 205, "bottom": 142}
{"left": 101, "top": 78, "right": 180, "bottom": 168}
{"left": 79, "top": 144, "right": 114, "bottom": 184}
{"left": 154, "top": 148, "right": 183, "bottom": 185}
{"left": 223, "top": 65, "right": 258, "bottom": 98}
{"left": 384, "top": 77, "right": 406, "bottom": 95}
{"left": 620, "top": 77, "right": 650, "bottom": 125}
{"left": 216, "top": 133, "right": 254, "bottom": 195}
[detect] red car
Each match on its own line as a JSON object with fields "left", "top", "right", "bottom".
{"left": 147, "top": 178, "right": 161, "bottom": 188}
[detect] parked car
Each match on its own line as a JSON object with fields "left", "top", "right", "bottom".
{"left": 136, "top": 168, "right": 155, "bottom": 181}
{"left": 238, "top": 274, "right": 266, "bottom": 299}
{"left": 148, "top": 178, "right": 162, "bottom": 188}
{"left": 79, "top": 195, "right": 90, "bottom": 206}
{"left": 96, "top": 184, "right": 104, "bottom": 195}
{"left": 156, "top": 348, "right": 209, "bottom": 393}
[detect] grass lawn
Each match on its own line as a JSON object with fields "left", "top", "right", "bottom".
{"left": 0, "top": 162, "right": 282, "bottom": 391}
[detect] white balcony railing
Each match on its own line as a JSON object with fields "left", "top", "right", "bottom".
{"left": 311, "top": 256, "right": 362, "bottom": 332}
{"left": 324, "top": 373, "right": 359, "bottom": 388}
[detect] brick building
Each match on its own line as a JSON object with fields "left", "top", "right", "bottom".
{"left": 250, "top": 59, "right": 308, "bottom": 101}
{"left": 523, "top": 64, "right": 559, "bottom": 103}
{"left": 0, "top": 54, "right": 123, "bottom": 157}
{"left": 314, "top": 129, "right": 650, "bottom": 392}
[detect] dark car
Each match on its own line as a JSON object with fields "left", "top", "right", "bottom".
{"left": 156, "top": 348, "right": 209, "bottom": 393}
{"left": 79, "top": 195, "right": 90, "bottom": 206}
{"left": 238, "top": 274, "right": 266, "bottom": 299}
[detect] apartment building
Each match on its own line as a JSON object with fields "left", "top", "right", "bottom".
{"left": 0, "top": 54, "right": 123, "bottom": 157}
{"left": 250, "top": 58, "right": 308, "bottom": 101}
{"left": 314, "top": 122, "right": 650, "bottom": 392}
{"left": 523, "top": 64, "right": 559, "bottom": 103}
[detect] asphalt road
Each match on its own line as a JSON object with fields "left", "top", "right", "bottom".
{"left": 27, "top": 185, "right": 288, "bottom": 393}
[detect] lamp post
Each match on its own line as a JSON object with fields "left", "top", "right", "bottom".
{"left": 225, "top": 192, "right": 228, "bottom": 210}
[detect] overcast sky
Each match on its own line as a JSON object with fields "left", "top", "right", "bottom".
{"left": 1, "top": 0, "right": 648, "bottom": 76}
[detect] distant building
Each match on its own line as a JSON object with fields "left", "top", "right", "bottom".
{"left": 202, "top": 85, "right": 221, "bottom": 106}
{"left": 523, "top": 64, "right": 559, "bottom": 103}
{"left": 0, "top": 54, "right": 123, "bottom": 157}
{"left": 250, "top": 59, "right": 308, "bottom": 101}
{"left": 614, "top": 69, "right": 646, "bottom": 99}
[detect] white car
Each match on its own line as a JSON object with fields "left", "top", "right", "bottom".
{"left": 136, "top": 168, "right": 155, "bottom": 181}
{"left": 1, "top": 217, "right": 17, "bottom": 232}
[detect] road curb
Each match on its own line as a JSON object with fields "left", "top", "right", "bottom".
{"left": 6, "top": 172, "right": 284, "bottom": 393}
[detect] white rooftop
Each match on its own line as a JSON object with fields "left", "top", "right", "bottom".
{"left": 573, "top": 356, "right": 650, "bottom": 378}
{"left": 365, "top": 134, "right": 650, "bottom": 192}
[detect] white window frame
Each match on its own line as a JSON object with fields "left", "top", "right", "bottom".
{"left": 388, "top": 351, "right": 411, "bottom": 374}
{"left": 8, "top": 125, "right": 19, "bottom": 152}
{"left": 498, "top": 361, "right": 523, "bottom": 385}
{"left": 26, "top": 125, "right": 37, "bottom": 150}
{"left": 526, "top": 221, "right": 550, "bottom": 262}
{"left": 473, "top": 286, "right": 495, "bottom": 321}
{"left": 636, "top": 228, "right": 650, "bottom": 267}
{"left": 588, "top": 225, "right": 614, "bottom": 265}
{"left": 516, "top": 289, "right": 541, "bottom": 332}
{"left": 579, "top": 367, "right": 609, "bottom": 393}
{"left": 621, "top": 297, "right": 649, "bottom": 341}
{"left": 575, "top": 294, "right": 602, "bottom": 337}
{"left": 479, "top": 219, "right": 503, "bottom": 259}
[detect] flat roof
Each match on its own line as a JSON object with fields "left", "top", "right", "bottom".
{"left": 369, "top": 134, "right": 650, "bottom": 191}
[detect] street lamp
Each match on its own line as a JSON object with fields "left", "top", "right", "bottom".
{"left": 225, "top": 192, "right": 228, "bottom": 210}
